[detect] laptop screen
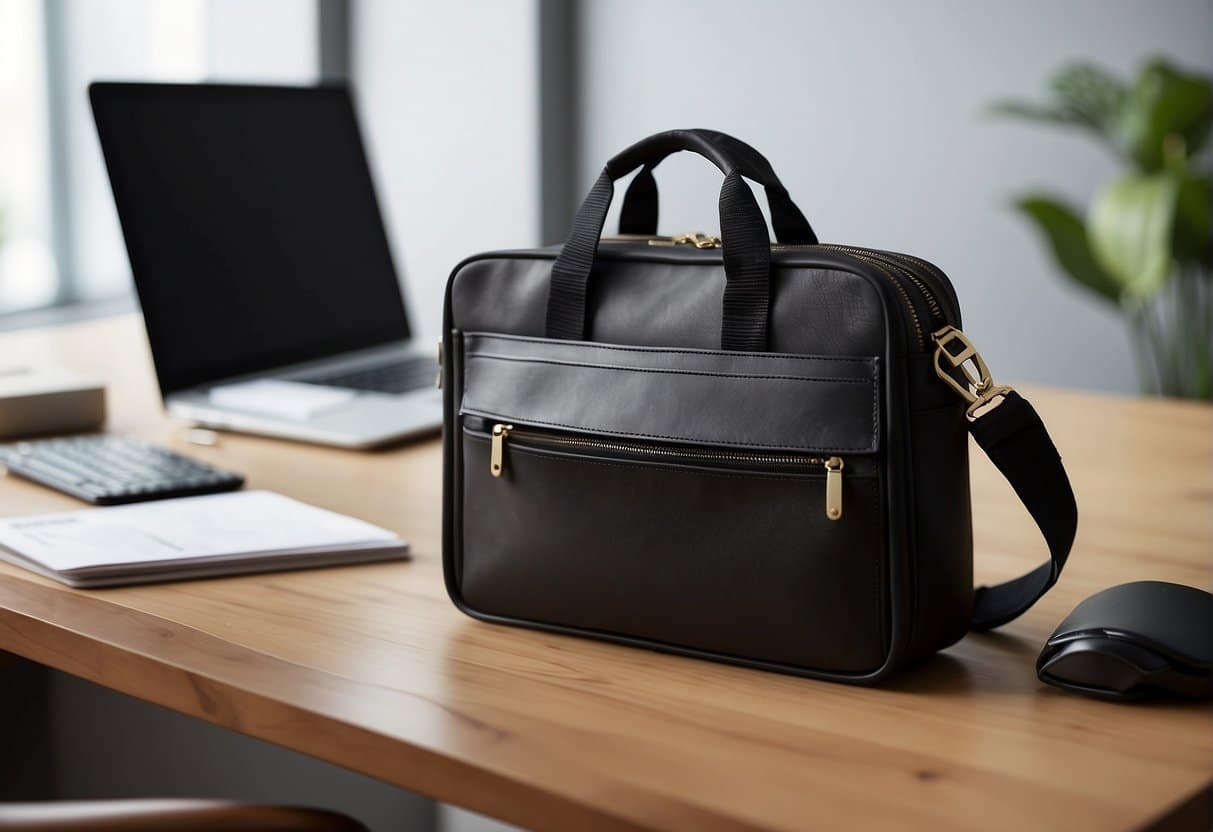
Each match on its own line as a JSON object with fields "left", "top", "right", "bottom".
{"left": 90, "top": 83, "right": 410, "bottom": 395}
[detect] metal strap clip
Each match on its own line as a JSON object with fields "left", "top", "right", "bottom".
{"left": 932, "top": 326, "right": 1013, "bottom": 419}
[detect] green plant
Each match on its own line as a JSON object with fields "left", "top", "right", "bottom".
{"left": 992, "top": 59, "right": 1212, "bottom": 398}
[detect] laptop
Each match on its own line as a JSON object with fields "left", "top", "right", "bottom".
{"left": 89, "top": 82, "right": 441, "bottom": 448}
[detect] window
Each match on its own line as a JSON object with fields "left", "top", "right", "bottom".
{"left": 0, "top": 0, "right": 55, "bottom": 312}
{"left": 0, "top": 0, "right": 319, "bottom": 316}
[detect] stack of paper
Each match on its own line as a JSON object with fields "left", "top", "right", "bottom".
{"left": 0, "top": 490, "right": 408, "bottom": 588}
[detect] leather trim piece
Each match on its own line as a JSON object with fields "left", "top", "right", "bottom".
{"left": 464, "top": 332, "right": 878, "bottom": 376}
{"left": 461, "top": 333, "right": 880, "bottom": 454}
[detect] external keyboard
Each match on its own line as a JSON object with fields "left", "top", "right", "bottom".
{"left": 0, "top": 435, "right": 244, "bottom": 505}
{"left": 297, "top": 356, "right": 435, "bottom": 394}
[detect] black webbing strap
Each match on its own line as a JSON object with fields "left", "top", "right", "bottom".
{"left": 717, "top": 170, "right": 776, "bottom": 350}
{"left": 967, "top": 390, "right": 1078, "bottom": 630}
{"left": 619, "top": 164, "right": 817, "bottom": 245}
{"left": 548, "top": 130, "right": 792, "bottom": 349}
{"left": 547, "top": 172, "right": 614, "bottom": 342}
{"left": 616, "top": 130, "right": 816, "bottom": 244}
{"left": 618, "top": 164, "right": 660, "bottom": 235}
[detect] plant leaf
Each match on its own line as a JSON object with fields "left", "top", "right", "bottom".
{"left": 1173, "top": 172, "right": 1212, "bottom": 266}
{"left": 1015, "top": 196, "right": 1122, "bottom": 303}
{"left": 1118, "top": 60, "right": 1212, "bottom": 171}
{"left": 988, "top": 64, "right": 1127, "bottom": 132}
{"left": 988, "top": 99, "right": 1088, "bottom": 126}
{"left": 989, "top": 63, "right": 1130, "bottom": 159}
{"left": 1088, "top": 173, "right": 1180, "bottom": 297}
{"left": 1050, "top": 63, "right": 1129, "bottom": 133}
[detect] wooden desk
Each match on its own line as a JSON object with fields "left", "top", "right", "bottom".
{"left": 1, "top": 315, "right": 1210, "bottom": 831}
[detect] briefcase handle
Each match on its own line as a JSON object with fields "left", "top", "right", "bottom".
{"left": 546, "top": 129, "right": 810, "bottom": 351}
{"left": 617, "top": 130, "right": 817, "bottom": 246}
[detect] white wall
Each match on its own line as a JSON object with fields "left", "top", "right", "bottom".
{"left": 206, "top": 0, "right": 318, "bottom": 82}
{"left": 577, "top": 0, "right": 1213, "bottom": 394}
{"left": 0, "top": 0, "right": 56, "bottom": 312}
{"left": 353, "top": 0, "right": 542, "bottom": 345}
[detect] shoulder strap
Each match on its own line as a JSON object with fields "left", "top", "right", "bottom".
{"left": 930, "top": 326, "right": 1078, "bottom": 631}
{"left": 966, "top": 390, "right": 1077, "bottom": 630}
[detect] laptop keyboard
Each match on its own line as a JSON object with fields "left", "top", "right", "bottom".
{"left": 297, "top": 356, "right": 435, "bottom": 395}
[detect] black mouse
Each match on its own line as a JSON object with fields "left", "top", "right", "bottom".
{"left": 1037, "top": 581, "right": 1212, "bottom": 701}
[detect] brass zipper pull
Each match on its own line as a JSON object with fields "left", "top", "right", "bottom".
{"left": 824, "top": 457, "right": 844, "bottom": 520}
{"left": 490, "top": 423, "right": 513, "bottom": 477}
{"left": 647, "top": 232, "right": 722, "bottom": 249}
{"left": 684, "top": 232, "right": 722, "bottom": 249}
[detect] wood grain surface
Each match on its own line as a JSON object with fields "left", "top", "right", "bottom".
{"left": 0, "top": 315, "right": 1209, "bottom": 831}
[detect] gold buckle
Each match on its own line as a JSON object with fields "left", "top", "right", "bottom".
{"left": 931, "top": 325, "right": 1013, "bottom": 419}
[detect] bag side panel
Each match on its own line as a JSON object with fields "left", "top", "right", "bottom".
{"left": 904, "top": 355, "right": 974, "bottom": 661}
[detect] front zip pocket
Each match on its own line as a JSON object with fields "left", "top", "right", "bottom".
{"left": 486, "top": 422, "right": 849, "bottom": 520}
{"left": 457, "top": 416, "right": 887, "bottom": 674}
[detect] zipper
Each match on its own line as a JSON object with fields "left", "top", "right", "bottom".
{"left": 489, "top": 423, "right": 512, "bottom": 477}
{"left": 488, "top": 423, "right": 845, "bottom": 520}
{"left": 649, "top": 232, "right": 722, "bottom": 249}
{"left": 824, "top": 456, "right": 845, "bottom": 520}
{"left": 862, "top": 247, "right": 959, "bottom": 323}
{"left": 601, "top": 232, "right": 722, "bottom": 248}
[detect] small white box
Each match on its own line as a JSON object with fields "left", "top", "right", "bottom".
{"left": 0, "top": 365, "right": 106, "bottom": 439}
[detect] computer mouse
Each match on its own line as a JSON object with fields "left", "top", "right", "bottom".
{"left": 1037, "top": 581, "right": 1212, "bottom": 701}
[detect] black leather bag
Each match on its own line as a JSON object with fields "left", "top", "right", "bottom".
{"left": 441, "top": 129, "right": 1077, "bottom": 683}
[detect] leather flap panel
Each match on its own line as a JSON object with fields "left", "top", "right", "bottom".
{"left": 461, "top": 333, "right": 880, "bottom": 453}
